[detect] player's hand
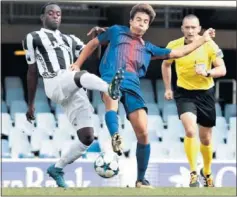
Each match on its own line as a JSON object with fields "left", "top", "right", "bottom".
{"left": 87, "top": 26, "right": 108, "bottom": 37}
{"left": 195, "top": 66, "right": 208, "bottom": 76}
{"left": 70, "top": 64, "right": 80, "bottom": 72}
{"left": 26, "top": 106, "right": 35, "bottom": 123}
{"left": 203, "top": 28, "right": 215, "bottom": 42}
{"left": 164, "top": 89, "right": 173, "bottom": 100}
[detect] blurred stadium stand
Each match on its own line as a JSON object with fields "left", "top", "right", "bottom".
{"left": 1, "top": 76, "right": 236, "bottom": 160}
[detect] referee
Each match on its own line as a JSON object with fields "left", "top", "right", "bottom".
{"left": 161, "top": 14, "right": 226, "bottom": 187}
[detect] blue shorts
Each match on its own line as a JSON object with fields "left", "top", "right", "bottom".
{"left": 120, "top": 89, "right": 147, "bottom": 118}
{"left": 101, "top": 71, "right": 147, "bottom": 117}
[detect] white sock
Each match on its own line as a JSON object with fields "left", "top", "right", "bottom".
{"left": 55, "top": 139, "right": 88, "bottom": 169}
{"left": 80, "top": 73, "right": 109, "bottom": 93}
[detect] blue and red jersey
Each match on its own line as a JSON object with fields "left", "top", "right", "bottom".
{"left": 97, "top": 25, "right": 171, "bottom": 92}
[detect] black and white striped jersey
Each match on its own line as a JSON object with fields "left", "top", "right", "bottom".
{"left": 22, "top": 28, "right": 84, "bottom": 78}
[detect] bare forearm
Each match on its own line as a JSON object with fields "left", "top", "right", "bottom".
{"left": 27, "top": 70, "right": 38, "bottom": 106}
{"left": 170, "top": 37, "right": 206, "bottom": 59}
{"left": 162, "top": 63, "right": 172, "bottom": 90}
{"left": 74, "top": 39, "right": 99, "bottom": 68}
{"left": 209, "top": 66, "right": 226, "bottom": 78}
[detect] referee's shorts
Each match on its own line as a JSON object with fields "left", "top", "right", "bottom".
{"left": 174, "top": 86, "right": 216, "bottom": 127}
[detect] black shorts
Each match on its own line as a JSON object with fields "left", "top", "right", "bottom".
{"left": 174, "top": 86, "right": 216, "bottom": 127}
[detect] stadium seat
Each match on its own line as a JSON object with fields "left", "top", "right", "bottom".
{"left": 50, "top": 101, "right": 57, "bottom": 111}
{"left": 215, "top": 102, "right": 222, "bottom": 117}
{"left": 156, "top": 79, "right": 174, "bottom": 111}
{"left": 87, "top": 140, "right": 101, "bottom": 152}
{"left": 140, "top": 79, "right": 155, "bottom": 103}
{"left": 164, "top": 115, "right": 185, "bottom": 142}
{"left": 4, "top": 76, "right": 23, "bottom": 89}
{"left": 129, "top": 141, "right": 138, "bottom": 158}
{"left": 10, "top": 100, "right": 28, "bottom": 119}
{"left": 55, "top": 104, "right": 64, "bottom": 117}
{"left": 140, "top": 79, "right": 153, "bottom": 94}
{"left": 168, "top": 142, "right": 186, "bottom": 159}
{"left": 162, "top": 101, "right": 178, "bottom": 123}
{"left": 92, "top": 114, "right": 101, "bottom": 137}
{"left": 39, "top": 140, "right": 60, "bottom": 158}
{"left": 86, "top": 152, "right": 100, "bottom": 160}
{"left": 92, "top": 90, "right": 103, "bottom": 112}
{"left": 10, "top": 128, "right": 33, "bottom": 158}
{"left": 14, "top": 113, "right": 35, "bottom": 136}
{"left": 224, "top": 104, "right": 237, "bottom": 123}
{"left": 216, "top": 143, "right": 235, "bottom": 160}
{"left": 2, "top": 113, "right": 12, "bottom": 136}
{"left": 6, "top": 88, "right": 25, "bottom": 107}
{"left": 120, "top": 127, "right": 137, "bottom": 152}
{"left": 2, "top": 101, "right": 8, "bottom": 113}
{"left": 8, "top": 127, "right": 28, "bottom": 148}
{"left": 146, "top": 103, "right": 160, "bottom": 115}
{"left": 123, "top": 117, "right": 134, "bottom": 132}
{"left": 150, "top": 141, "right": 169, "bottom": 159}
{"left": 97, "top": 103, "right": 106, "bottom": 124}
{"left": 229, "top": 117, "right": 236, "bottom": 132}
{"left": 37, "top": 77, "right": 44, "bottom": 89}
{"left": 1, "top": 139, "right": 11, "bottom": 158}
{"left": 35, "top": 88, "right": 48, "bottom": 102}
{"left": 60, "top": 139, "right": 76, "bottom": 156}
{"left": 31, "top": 128, "right": 50, "bottom": 152}
{"left": 227, "top": 130, "right": 236, "bottom": 146}
{"left": 118, "top": 102, "right": 126, "bottom": 125}
{"left": 35, "top": 101, "right": 51, "bottom": 113}
{"left": 52, "top": 128, "right": 72, "bottom": 151}
{"left": 36, "top": 113, "right": 56, "bottom": 135}
{"left": 216, "top": 116, "right": 228, "bottom": 133}
{"left": 97, "top": 127, "right": 112, "bottom": 152}
{"left": 147, "top": 115, "right": 164, "bottom": 141}
{"left": 57, "top": 114, "right": 75, "bottom": 136}
{"left": 212, "top": 117, "right": 228, "bottom": 151}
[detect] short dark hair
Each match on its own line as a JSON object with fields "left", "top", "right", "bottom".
{"left": 40, "top": 2, "right": 60, "bottom": 14}
{"left": 130, "top": 4, "right": 156, "bottom": 25}
{"left": 182, "top": 14, "right": 200, "bottom": 25}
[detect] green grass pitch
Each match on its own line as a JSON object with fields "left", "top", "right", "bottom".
{"left": 2, "top": 187, "right": 236, "bottom": 196}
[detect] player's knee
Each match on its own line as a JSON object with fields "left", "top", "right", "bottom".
{"left": 200, "top": 139, "right": 211, "bottom": 146}
{"left": 200, "top": 132, "right": 212, "bottom": 146}
{"left": 185, "top": 126, "right": 196, "bottom": 138}
{"left": 74, "top": 70, "right": 88, "bottom": 88}
{"left": 136, "top": 130, "right": 148, "bottom": 141}
{"left": 77, "top": 127, "right": 94, "bottom": 146}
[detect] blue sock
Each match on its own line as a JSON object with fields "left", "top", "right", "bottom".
{"left": 136, "top": 143, "right": 150, "bottom": 181}
{"left": 105, "top": 110, "right": 118, "bottom": 137}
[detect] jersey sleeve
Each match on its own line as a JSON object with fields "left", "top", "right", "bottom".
{"left": 69, "top": 35, "right": 85, "bottom": 58}
{"left": 148, "top": 42, "right": 171, "bottom": 60}
{"left": 207, "top": 40, "right": 224, "bottom": 62}
{"left": 22, "top": 33, "right": 36, "bottom": 65}
{"left": 97, "top": 25, "right": 117, "bottom": 44}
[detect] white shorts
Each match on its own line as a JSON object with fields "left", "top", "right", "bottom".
{"left": 43, "top": 70, "right": 94, "bottom": 130}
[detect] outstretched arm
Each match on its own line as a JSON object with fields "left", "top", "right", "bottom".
{"left": 71, "top": 26, "right": 114, "bottom": 71}
{"left": 170, "top": 28, "right": 215, "bottom": 59}
{"left": 71, "top": 37, "right": 101, "bottom": 71}
{"left": 151, "top": 28, "right": 215, "bottom": 60}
